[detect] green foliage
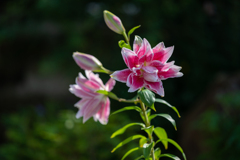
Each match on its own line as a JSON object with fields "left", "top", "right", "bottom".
{"left": 122, "top": 147, "right": 140, "bottom": 160}
{"left": 159, "top": 154, "right": 181, "bottom": 160}
{"left": 149, "top": 114, "right": 177, "bottom": 130}
{"left": 143, "top": 142, "right": 154, "bottom": 158}
{"left": 153, "top": 127, "right": 168, "bottom": 149}
{"left": 138, "top": 89, "right": 155, "bottom": 108}
{"left": 128, "top": 25, "right": 141, "bottom": 40}
{"left": 0, "top": 107, "right": 140, "bottom": 160}
{"left": 111, "top": 106, "right": 141, "bottom": 115}
{"left": 155, "top": 98, "right": 181, "bottom": 118}
{"left": 196, "top": 91, "right": 240, "bottom": 160}
{"left": 119, "top": 40, "right": 131, "bottom": 49}
{"left": 111, "top": 123, "right": 145, "bottom": 138}
{"left": 156, "top": 139, "right": 186, "bottom": 160}
{"left": 111, "top": 135, "right": 145, "bottom": 153}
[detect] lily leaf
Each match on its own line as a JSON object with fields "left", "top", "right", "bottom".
{"left": 111, "top": 135, "right": 145, "bottom": 153}
{"left": 111, "top": 123, "right": 145, "bottom": 138}
{"left": 154, "top": 148, "right": 161, "bottom": 160}
{"left": 142, "top": 126, "right": 154, "bottom": 136}
{"left": 134, "top": 155, "right": 144, "bottom": 160}
{"left": 128, "top": 25, "right": 141, "bottom": 40}
{"left": 139, "top": 137, "right": 148, "bottom": 148}
{"left": 149, "top": 114, "right": 177, "bottom": 130}
{"left": 138, "top": 89, "right": 155, "bottom": 107}
{"left": 119, "top": 40, "right": 131, "bottom": 49}
{"left": 96, "top": 90, "right": 118, "bottom": 100}
{"left": 159, "top": 154, "right": 181, "bottom": 160}
{"left": 143, "top": 142, "right": 154, "bottom": 158}
{"left": 111, "top": 106, "right": 141, "bottom": 115}
{"left": 155, "top": 98, "right": 181, "bottom": 117}
{"left": 156, "top": 138, "right": 186, "bottom": 160}
{"left": 153, "top": 127, "right": 168, "bottom": 149}
{"left": 121, "top": 147, "right": 140, "bottom": 160}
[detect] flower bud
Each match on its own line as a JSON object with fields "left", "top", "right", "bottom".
{"left": 73, "top": 52, "right": 102, "bottom": 71}
{"left": 103, "top": 10, "right": 125, "bottom": 34}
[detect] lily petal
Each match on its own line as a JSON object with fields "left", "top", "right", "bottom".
{"left": 121, "top": 48, "right": 139, "bottom": 69}
{"left": 111, "top": 69, "right": 132, "bottom": 83}
{"left": 152, "top": 42, "right": 165, "bottom": 53}
{"left": 142, "top": 66, "right": 159, "bottom": 82}
{"left": 159, "top": 64, "right": 183, "bottom": 80}
{"left": 74, "top": 99, "right": 90, "bottom": 118}
{"left": 85, "top": 70, "right": 105, "bottom": 88}
{"left": 82, "top": 95, "right": 104, "bottom": 123}
{"left": 153, "top": 46, "right": 174, "bottom": 63}
{"left": 133, "top": 35, "right": 143, "bottom": 53}
{"left": 69, "top": 84, "right": 97, "bottom": 98}
{"left": 128, "top": 75, "right": 144, "bottom": 92}
{"left": 94, "top": 97, "right": 110, "bottom": 125}
{"left": 145, "top": 80, "right": 164, "bottom": 97}
{"left": 105, "top": 78, "right": 116, "bottom": 91}
{"left": 138, "top": 38, "right": 153, "bottom": 64}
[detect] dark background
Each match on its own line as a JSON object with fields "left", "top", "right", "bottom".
{"left": 1, "top": 0, "right": 240, "bottom": 159}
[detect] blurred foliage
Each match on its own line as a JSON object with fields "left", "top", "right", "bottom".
{"left": 0, "top": 103, "right": 144, "bottom": 160}
{"left": 196, "top": 91, "right": 240, "bottom": 160}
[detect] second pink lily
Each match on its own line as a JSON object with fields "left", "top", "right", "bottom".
{"left": 111, "top": 36, "right": 183, "bottom": 97}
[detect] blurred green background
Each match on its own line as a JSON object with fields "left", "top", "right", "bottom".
{"left": 1, "top": 0, "right": 240, "bottom": 159}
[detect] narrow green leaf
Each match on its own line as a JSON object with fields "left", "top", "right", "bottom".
{"left": 111, "top": 135, "right": 145, "bottom": 152}
{"left": 138, "top": 89, "right": 155, "bottom": 107}
{"left": 139, "top": 137, "right": 148, "bottom": 148}
{"left": 96, "top": 90, "right": 118, "bottom": 100}
{"left": 142, "top": 126, "right": 154, "bottom": 136}
{"left": 111, "top": 123, "right": 145, "bottom": 138}
{"left": 128, "top": 25, "right": 141, "bottom": 39}
{"left": 153, "top": 127, "right": 168, "bottom": 149}
{"left": 121, "top": 147, "right": 140, "bottom": 160}
{"left": 155, "top": 98, "right": 181, "bottom": 117}
{"left": 134, "top": 155, "right": 144, "bottom": 160}
{"left": 149, "top": 114, "right": 177, "bottom": 130}
{"left": 154, "top": 148, "right": 161, "bottom": 159}
{"left": 143, "top": 142, "right": 154, "bottom": 158}
{"left": 96, "top": 90, "right": 108, "bottom": 95}
{"left": 156, "top": 138, "right": 186, "bottom": 160}
{"left": 149, "top": 103, "right": 156, "bottom": 112}
{"left": 111, "top": 106, "right": 141, "bottom": 115}
{"left": 159, "top": 154, "right": 181, "bottom": 160}
{"left": 119, "top": 40, "right": 131, "bottom": 49}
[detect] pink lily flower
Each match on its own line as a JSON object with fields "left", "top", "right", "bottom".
{"left": 69, "top": 70, "right": 116, "bottom": 125}
{"left": 111, "top": 36, "right": 183, "bottom": 97}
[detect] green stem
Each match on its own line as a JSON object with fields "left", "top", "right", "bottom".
{"left": 139, "top": 100, "right": 155, "bottom": 160}
{"left": 107, "top": 94, "right": 139, "bottom": 104}
{"left": 123, "top": 31, "right": 130, "bottom": 45}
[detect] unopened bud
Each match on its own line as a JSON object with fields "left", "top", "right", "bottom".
{"left": 103, "top": 10, "right": 125, "bottom": 34}
{"left": 73, "top": 52, "right": 102, "bottom": 71}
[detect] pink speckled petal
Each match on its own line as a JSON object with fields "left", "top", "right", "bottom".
{"left": 82, "top": 95, "right": 104, "bottom": 123}
{"left": 152, "top": 42, "right": 165, "bottom": 53}
{"left": 138, "top": 38, "right": 153, "bottom": 64}
{"left": 153, "top": 46, "right": 174, "bottom": 63}
{"left": 128, "top": 75, "right": 144, "bottom": 92}
{"left": 74, "top": 99, "right": 90, "bottom": 118}
{"left": 105, "top": 78, "right": 116, "bottom": 91}
{"left": 121, "top": 48, "right": 139, "bottom": 69}
{"left": 159, "top": 64, "right": 183, "bottom": 80}
{"left": 133, "top": 36, "right": 143, "bottom": 53}
{"left": 85, "top": 70, "right": 105, "bottom": 88}
{"left": 142, "top": 66, "right": 159, "bottom": 82}
{"left": 145, "top": 80, "right": 164, "bottom": 97}
{"left": 94, "top": 97, "right": 110, "bottom": 125}
{"left": 111, "top": 69, "right": 132, "bottom": 83}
